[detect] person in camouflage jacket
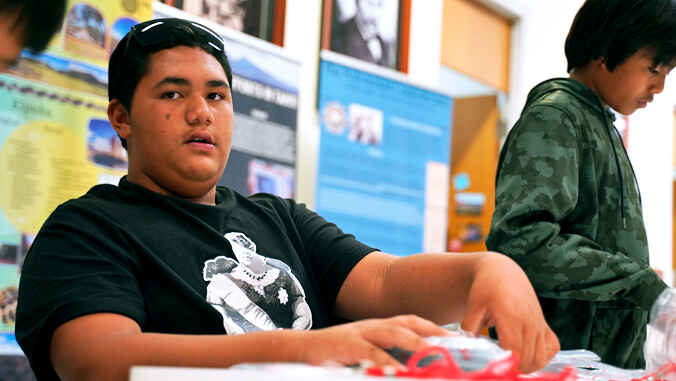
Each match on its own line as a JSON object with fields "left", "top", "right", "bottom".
{"left": 486, "top": 0, "right": 676, "bottom": 369}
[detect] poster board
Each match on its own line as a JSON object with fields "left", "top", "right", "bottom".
{"left": 316, "top": 51, "right": 453, "bottom": 256}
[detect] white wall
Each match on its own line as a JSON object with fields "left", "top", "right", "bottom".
{"left": 283, "top": 0, "right": 323, "bottom": 208}
{"left": 407, "top": 0, "right": 443, "bottom": 87}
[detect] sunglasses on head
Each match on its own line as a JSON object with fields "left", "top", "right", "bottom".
{"left": 123, "top": 18, "right": 225, "bottom": 56}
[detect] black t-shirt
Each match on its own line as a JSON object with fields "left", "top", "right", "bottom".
{"left": 16, "top": 177, "right": 375, "bottom": 380}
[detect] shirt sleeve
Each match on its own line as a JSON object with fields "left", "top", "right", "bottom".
{"left": 486, "top": 104, "right": 666, "bottom": 310}
{"left": 283, "top": 198, "right": 377, "bottom": 313}
{"left": 16, "top": 200, "right": 146, "bottom": 380}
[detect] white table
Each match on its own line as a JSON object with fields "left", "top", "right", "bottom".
{"left": 129, "top": 363, "right": 446, "bottom": 381}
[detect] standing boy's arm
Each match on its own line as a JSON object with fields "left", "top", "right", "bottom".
{"left": 50, "top": 312, "right": 447, "bottom": 381}
{"left": 335, "top": 251, "right": 560, "bottom": 373}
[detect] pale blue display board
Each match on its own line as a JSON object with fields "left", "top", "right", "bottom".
{"left": 316, "top": 58, "right": 453, "bottom": 256}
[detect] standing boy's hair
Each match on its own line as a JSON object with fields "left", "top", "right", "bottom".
{"left": 108, "top": 18, "right": 233, "bottom": 149}
{"left": 565, "top": 0, "right": 676, "bottom": 73}
{"left": 0, "top": 0, "right": 67, "bottom": 52}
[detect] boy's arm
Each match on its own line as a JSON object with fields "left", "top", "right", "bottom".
{"left": 50, "top": 312, "right": 447, "bottom": 381}
{"left": 486, "top": 105, "right": 667, "bottom": 311}
{"left": 335, "top": 251, "right": 560, "bottom": 373}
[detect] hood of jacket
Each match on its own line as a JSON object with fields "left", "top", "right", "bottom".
{"left": 523, "top": 78, "right": 616, "bottom": 122}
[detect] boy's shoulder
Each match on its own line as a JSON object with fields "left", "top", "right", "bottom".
{"left": 522, "top": 78, "right": 604, "bottom": 122}
{"left": 527, "top": 78, "right": 598, "bottom": 107}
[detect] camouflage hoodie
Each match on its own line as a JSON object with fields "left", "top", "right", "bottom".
{"left": 486, "top": 78, "right": 668, "bottom": 369}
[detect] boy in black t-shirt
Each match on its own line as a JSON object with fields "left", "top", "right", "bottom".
{"left": 16, "top": 18, "right": 559, "bottom": 381}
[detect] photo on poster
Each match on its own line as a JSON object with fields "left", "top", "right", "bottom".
{"left": 181, "top": 0, "right": 276, "bottom": 41}
{"left": 247, "top": 159, "right": 294, "bottom": 198}
{"left": 454, "top": 192, "right": 486, "bottom": 216}
{"left": 457, "top": 222, "right": 483, "bottom": 243}
{"left": 0, "top": 244, "right": 19, "bottom": 266}
{"left": 0, "top": 285, "right": 17, "bottom": 328}
{"left": 0, "top": 265, "right": 20, "bottom": 331}
{"left": 227, "top": 49, "right": 300, "bottom": 95}
{"left": 64, "top": 3, "right": 108, "bottom": 61}
{"left": 347, "top": 103, "right": 383, "bottom": 146}
{"left": 87, "top": 119, "right": 128, "bottom": 170}
{"left": 5, "top": 51, "right": 108, "bottom": 98}
{"left": 328, "top": 0, "right": 400, "bottom": 70}
{"left": 110, "top": 17, "right": 139, "bottom": 55}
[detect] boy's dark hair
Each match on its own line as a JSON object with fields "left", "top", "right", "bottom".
{"left": 565, "top": 0, "right": 676, "bottom": 73}
{"left": 0, "top": 0, "right": 66, "bottom": 52}
{"left": 109, "top": 18, "right": 233, "bottom": 149}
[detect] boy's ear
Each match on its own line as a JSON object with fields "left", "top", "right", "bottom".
{"left": 108, "top": 100, "right": 131, "bottom": 140}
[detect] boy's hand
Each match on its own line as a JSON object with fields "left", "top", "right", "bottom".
{"left": 460, "top": 253, "right": 560, "bottom": 374}
{"left": 296, "top": 315, "right": 448, "bottom": 367}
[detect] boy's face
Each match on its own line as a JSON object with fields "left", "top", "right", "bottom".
{"left": 0, "top": 10, "right": 25, "bottom": 72}
{"left": 115, "top": 45, "right": 233, "bottom": 201}
{"left": 594, "top": 47, "right": 671, "bottom": 115}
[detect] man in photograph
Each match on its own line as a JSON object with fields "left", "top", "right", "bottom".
{"left": 331, "top": 0, "right": 397, "bottom": 69}
{"left": 202, "top": 0, "right": 248, "bottom": 31}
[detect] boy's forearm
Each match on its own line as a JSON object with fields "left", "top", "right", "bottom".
{"left": 378, "top": 252, "right": 488, "bottom": 324}
{"left": 51, "top": 314, "right": 302, "bottom": 381}
{"left": 125, "top": 330, "right": 300, "bottom": 366}
{"left": 52, "top": 312, "right": 454, "bottom": 380}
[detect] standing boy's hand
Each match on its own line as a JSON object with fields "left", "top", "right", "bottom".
{"left": 460, "top": 253, "right": 560, "bottom": 374}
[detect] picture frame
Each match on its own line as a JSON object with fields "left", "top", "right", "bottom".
{"left": 321, "top": 0, "right": 411, "bottom": 72}
{"left": 167, "top": 0, "right": 286, "bottom": 45}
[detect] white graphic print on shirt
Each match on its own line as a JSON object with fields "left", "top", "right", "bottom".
{"left": 202, "top": 232, "right": 313, "bottom": 335}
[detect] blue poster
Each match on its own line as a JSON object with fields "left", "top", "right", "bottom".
{"left": 316, "top": 57, "right": 453, "bottom": 256}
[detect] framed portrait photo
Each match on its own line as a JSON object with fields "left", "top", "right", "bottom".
{"left": 176, "top": 0, "right": 286, "bottom": 45}
{"left": 322, "top": 0, "right": 410, "bottom": 72}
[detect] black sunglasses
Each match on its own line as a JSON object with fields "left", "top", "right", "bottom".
{"left": 123, "top": 18, "right": 225, "bottom": 56}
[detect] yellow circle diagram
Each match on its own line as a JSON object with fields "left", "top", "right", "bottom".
{"left": 0, "top": 120, "right": 97, "bottom": 233}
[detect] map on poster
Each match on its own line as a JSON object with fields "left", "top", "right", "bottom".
{"left": 316, "top": 52, "right": 453, "bottom": 256}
